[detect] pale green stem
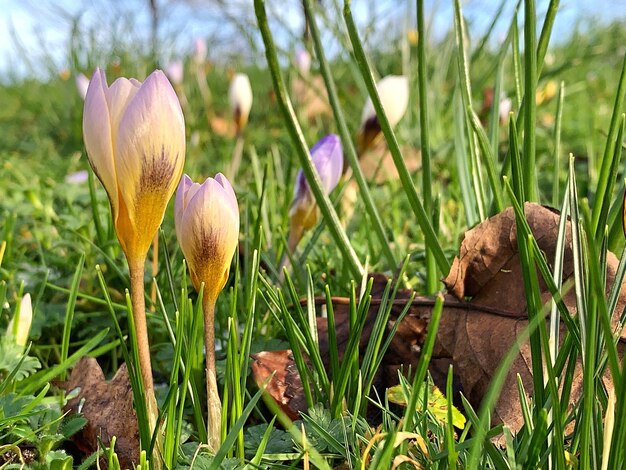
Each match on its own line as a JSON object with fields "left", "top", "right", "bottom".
{"left": 228, "top": 134, "right": 245, "bottom": 180}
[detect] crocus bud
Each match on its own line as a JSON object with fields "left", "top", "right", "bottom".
{"left": 75, "top": 73, "right": 90, "bottom": 100}
{"left": 289, "top": 134, "right": 343, "bottom": 231}
{"left": 175, "top": 173, "right": 239, "bottom": 301}
{"left": 194, "top": 37, "right": 207, "bottom": 65}
{"left": 83, "top": 68, "right": 185, "bottom": 263}
{"left": 357, "top": 75, "right": 409, "bottom": 155}
{"left": 228, "top": 73, "right": 253, "bottom": 134}
{"left": 165, "top": 60, "right": 184, "bottom": 86}
{"left": 499, "top": 95, "right": 512, "bottom": 125}
{"left": 295, "top": 48, "right": 311, "bottom": 76}
{"left": 7, "top": 293, "right": 32, "bottom": 349}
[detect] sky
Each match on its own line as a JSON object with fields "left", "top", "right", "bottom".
{"left": 1, "top": 0, "right": 625, "bottom": 81}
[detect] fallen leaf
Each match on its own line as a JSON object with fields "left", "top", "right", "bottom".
{"left": 440, "top": 203, "right": 625, "bottom": 433}
{"left": 358, "top": 144, "right": 421, "bottom": 183}
{"left": 209, "top": 115, "right": 235, "bottom": 138}
{"left": 387, "top": 381, "right": 466, "bottom": 429}
{"left": 250, "top": 350, "right": 307, "bottom": 420}
{"left": 291, "top": 75, "right": 331, "bottom": 123}
{"left": 63, "top": 357, "right": 139, "bottom": 469}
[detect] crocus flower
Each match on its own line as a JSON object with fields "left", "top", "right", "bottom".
{"left": 75, "top": 73, "right": 90, "bottom": 100}
{"left": 165, "top": 60, "right": 184, "bottom": 86}
{"left": 295, "top": 48, "right": 311, "bottom": 76}
{"left": 194, "top": 37, "right": 207, "bottom": 65}
{"left": 357, "top": 75, "right": 409, "bottom": 156}
{"left": 65, "top": 170, "right": 89, "bottom": 185}
{"left": 7, "top": 294, "right": 32, "bottom": 349}
{"left": 228, "top": 73, "right": 253, "bottom": 134}
{"left": 175, "top": 173, "right": 239, "bottom": 301}
{"left": 83, "top": 68, "right": 185, "bottom": 263}
{"left": 289, "top": 134, "right": 343, "bottom": 232}
{"left": 175, "top": 173, "right": 239, "bottom": 450}
{"left": 499, "top": 95, "right": 512, "bottom": 124}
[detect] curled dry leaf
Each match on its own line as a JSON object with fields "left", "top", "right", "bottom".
{"left": 440, "top": 203, "right": 625, "bottom": 433}
{"left": 63, "top": 357, "right": 139, "bottom": 469}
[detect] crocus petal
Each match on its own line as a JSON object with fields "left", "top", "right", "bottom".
{"left": 175, "top": 175, "right": 202, "bottom": 245}
{"left": 360, "top": 75, "right": 409, "bottom": 129}
{"left": 83, "top": 68, "right": 119, "bottom": 219}
{"left": 292, "top": 169, "right": 307, "bottom": 200}
{"left": 75, "top": 73, "right": 90, "bottom": 100}
{"left": 288, "top": 135, "right": 343, "bottom": 232}
{"left": 106, "top": 77, "right": 141, "bottom": 149}
{"left": 65, "top": 170, "right": 89, "bottom": 185}
{"left": 175, "top": 174, "right": 194, "bottom": 244}
{"left": 194, "top": 37, "right": 207, "bottom": 64}
{"left": 115, "top": 70, "right": 185, "bottom": 258}
{"left": 295, "top": 49, "right": 311, "bottom": 75}
{"left": 165, "top": 60, "right": 184, "bottom": 85}
{"left": 214, "top": 173, "right": 238, "bottom": 214}
{"left": 310, "top": 134, "right": 343, "bottom": 194}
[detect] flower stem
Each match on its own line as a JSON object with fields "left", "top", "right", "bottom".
{"left": 227, "top": 134, "right": 245, "bottom": 180}
{"left": 129, "top": 258, "right": 155, "bottom": 398}
{"left": 128, "top": 257, "right": 160, "bottom": 455}
{"left": 202, "top": 294, "right": 221, "bottom": 452}
{"left": 150, "top": 234, "right": 158, "bottom": 311}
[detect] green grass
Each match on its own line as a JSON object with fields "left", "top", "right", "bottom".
{"left": 1, "top": 1, "right": 626, "bottom": 469}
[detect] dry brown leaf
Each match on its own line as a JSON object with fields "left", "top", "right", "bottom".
{"left": 358, "top": 144, "right": 421, "bottom": 183}
{"left": 250, "top": 350, "right": 307, "bottom": 420}
{"left": 63, "top": 357, "right": 139, "bottom": 469}
{"left": 439, "top": 203, "right": 625, "bottom": 433}
{"left": 209, "top": 115, "right": 235, "bottom": 138}
{"left": 291, "top": 75, "right": 331, "bottom": 123}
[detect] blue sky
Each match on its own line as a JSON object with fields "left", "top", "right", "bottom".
{"left": 1, "top": 0, "right": 625, "bottom": 80}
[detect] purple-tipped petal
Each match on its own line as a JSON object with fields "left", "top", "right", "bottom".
{"left": 288, "top": 135, "right": 343, "bottom": 231}
{"left": 310, "top": 134, "right": 343, "bottom": 194}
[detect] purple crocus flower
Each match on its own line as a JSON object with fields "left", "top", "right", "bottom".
{"left": 289, "top": 134, "right": 343, "bottom": 230}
